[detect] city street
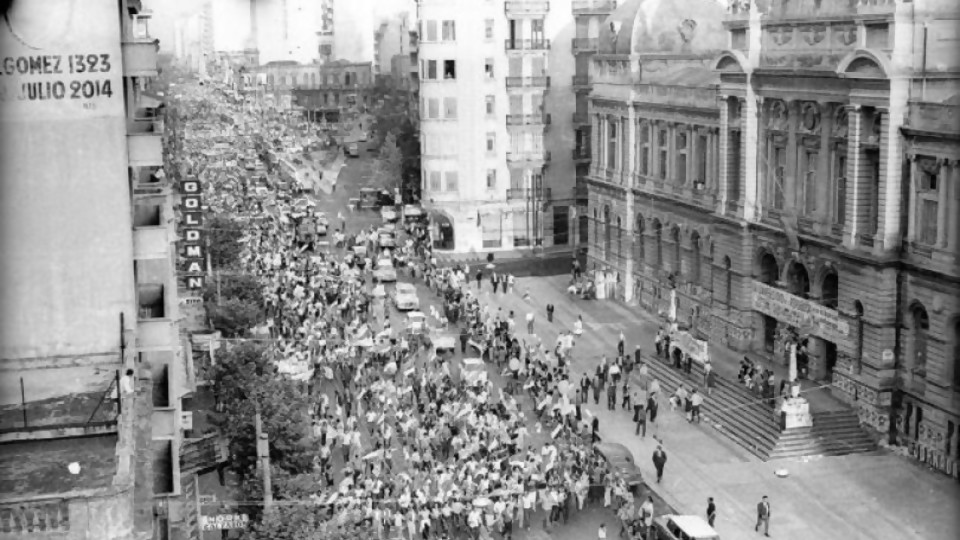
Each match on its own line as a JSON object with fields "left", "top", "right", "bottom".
{"left": 321, "top": 144, "right": 960, "bottom": 540}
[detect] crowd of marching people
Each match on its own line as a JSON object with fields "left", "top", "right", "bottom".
{"left": 176, "top": 83, "right": 667, "bottom": 540}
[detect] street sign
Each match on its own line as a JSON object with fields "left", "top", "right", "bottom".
{"left": 200, "top": 514, "right": 248, "bottom": 531}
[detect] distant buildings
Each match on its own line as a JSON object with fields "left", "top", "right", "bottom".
{"left": 584, "top": 0, "right": 960, "bottom": 474}
{"left": 247, "top": 61, "right": 375, "bottom": 121}
{"left": 0, "top": 0, "right": 200, "bottom": 537}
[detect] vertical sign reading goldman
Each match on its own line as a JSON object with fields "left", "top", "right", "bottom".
{"left": 181, "top": 177, "right": 205, "bottom": 289}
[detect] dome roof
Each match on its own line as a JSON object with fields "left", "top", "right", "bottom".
{"left": 598, "top": 0, "right": 728, "bottom": 56}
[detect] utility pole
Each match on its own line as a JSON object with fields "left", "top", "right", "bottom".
{"left": 254, "top": 410, "right": 273, "bottom": 512}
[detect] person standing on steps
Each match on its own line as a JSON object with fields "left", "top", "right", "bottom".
{"left": 706, "top": 497, "right": 717, "bottom": 528}
{"left": 755, "top": 496, "right": 771, "bottom": 536}
{"left": 652, "top": 445, "right": 667, "bottom": 484}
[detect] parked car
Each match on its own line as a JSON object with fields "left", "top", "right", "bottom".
{"left": 403, "top": 204, "right": 424, "bottom": 221}
{"left": 394, "top": 283, "right": 420, "bottom": 311}
{"left": 378, "top": 229, "right": 396, "bottom": 248}
{"left": 593, "top": 442, "right": 643, "bottom": 491}
{"left": 652, "top": 515, "right": 720, "bottom": 540}
{"left": 373, "top": 259, "right": 397, "bottom": 282}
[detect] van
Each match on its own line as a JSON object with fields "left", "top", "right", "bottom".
{"left": 347, "top": 143, "right": 360, "bottom": 157}
{"left": 653, "top": 515, "right": 719, "bottom": 540}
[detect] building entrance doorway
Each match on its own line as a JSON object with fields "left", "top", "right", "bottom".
{"left": 824, "top": 340, "right": 837, "bottom": 381}
{"left": 431, "top": 214, "right": 455, "bottom": 251}
{"left": 763, "top": 315, "right": 777, "bottom": 353}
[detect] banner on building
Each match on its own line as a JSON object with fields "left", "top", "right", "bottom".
{"left": 668, "top": 330, "right": 709, "bottom": 364}
{"left": 751, "top": 282, "right": 850, "bottom": 343}
{"left": 180, "top": 177, "right": 205, "bottom": 289}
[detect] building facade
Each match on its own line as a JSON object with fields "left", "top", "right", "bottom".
{"left": 585, "top": 0, "right": 960, "bottom": 473}
{"left": 250, "top": 61, "right": 374, "bottom": 120}
{"left": 417, "top": 0, "right": 582, "bottom": 253}
{"left": 0, "top": 0, "right": 195, "bottom": 537}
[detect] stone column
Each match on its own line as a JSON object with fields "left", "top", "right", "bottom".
{"left": 949, "top": 161, "right": 960, "bottom": 253}
{"left": 816, "top": 102, "right": 834, "bottom": 226}
{"left": 591, "top": 113, "right": 601, "bottom": 169}
{"left": 905, "top": 154, "right": 918, "bottom": 243}
{"left": 842, "top": 104, "right": 863, "bottom": 249}
{"left": 937, "top": 159, "right": 949, "bottom": 249}
{"left": 785, "top": 100, "right": 800, "bottom": 211}
{"left": 743, "top": 95, "right": 760, "bottom": 222}
{"left": 624, "top": 107, "right": 637, "bottom": 302}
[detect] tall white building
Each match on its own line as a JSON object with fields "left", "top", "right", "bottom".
{"left": 417, "top": 0, "right": 577, "bottom": 253}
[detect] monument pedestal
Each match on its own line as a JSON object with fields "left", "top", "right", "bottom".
{"left": 780, "top": 397, "right": 813, "bottom": 429}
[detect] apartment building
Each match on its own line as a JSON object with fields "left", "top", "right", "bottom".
{"left": 585, "top": 0, "right": 960, "bottom": 475}
{"left": 417, "top": 0, "right": 579, "bottom": 252}
{"left": 0, "top": 0, "right": 198, "bottom": 537}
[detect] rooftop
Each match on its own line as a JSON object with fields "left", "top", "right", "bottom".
{"left": 0, "top": 435, "right": 118, "bottom": 501}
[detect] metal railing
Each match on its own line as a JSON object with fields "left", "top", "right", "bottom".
{"left": 506, "top": 113, "right": 550, "bottom": 125}
{"left": 505, "top": 76, "right": 550, "bottom": 88}
{"left": 505, "top": 1, "right": 550, "bottom": 15}
{"left": 572, "top": 0, "right": 618, "bottom": 14}
{"left": 505, "top": 39, "right": 551, "bottom": 51}
{"left": 572, "top": 37, "right": 599, "bottom": 52}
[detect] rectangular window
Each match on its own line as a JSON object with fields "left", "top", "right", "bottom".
{"left": 658, "top": 129, "right": 668, "bottom": 180}
{"left": 429, "top": 171, "right": 441, "bottom": 192}
{"left": 426, "top": 20, "right": 437, "bottom": 42}
{"left": 607, "top": 120, "right": 618, "bottom": 170}
{"left": 486, "top": 169, "right": 497, "bottom": 189}
{"left": 443, "top": 60, "right": 456, "bottom": 79}
{"left": 920, "top": 199, "right": 938, "bottom": 244}
{"left": 484, "top": 19, "right": 494, "bottom": 40}
{"left": 445, "top": 171, "right": 459, "bottom": 192}
{"left": 443, "top": 97, "right": 457, "bottom": 119}
{"left": 676, "top": 131, "right": 688, "bottom": 184}
{"left": 639, "top": 124, "right": 649, "bottom": 175}
{"left": 697, "top": 134, "right": 708, "bottom": 184}
{"left": 834, "top": 151, "right": 846, "bottom": 224}
{"left": 486, "top": 132, "right": 496, "bottom": 153}
{"left": 427, "top": 60, "right": 437, "bottom": 80}
{"left": 485, "top": 58, "right": 495, "bottom": 78}
{"left": 427, "top": 98, "right": 439, "bottom": 119}
{"left": 485, "top": 95, "right": 495, "bottom": 116}
{"left": 442, "top": 20, "right": 456, "bottom": 41}
{"left": 729, "top": 130, "right": 742, "bottom": 201}
{"left": 773, "top": 145, "right": 786, "bottom": 210}
{"left": 803, "top": 148, "right": 819, "bottom": 213}
{"left": 531, "top": 19, "right": 545, "bottom": 45}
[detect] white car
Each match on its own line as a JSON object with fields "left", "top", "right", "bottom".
{"left": 394, "top": 283, "right": 420, "bottom": 311}
{"left": 381, "top": 207, "right": 398, "bottom": 223}
{"left": 373, "top": 259, "right": 397, "bottom": 282}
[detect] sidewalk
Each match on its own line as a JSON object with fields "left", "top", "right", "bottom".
{"left": 465, "top": 274, "right": 960, "bottom": 540}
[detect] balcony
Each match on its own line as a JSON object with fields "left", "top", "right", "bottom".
{"left": 505, "top": 39, "right": 551, "bottom": 51}
{"left": 572, "top": 37, "right": 599, "bottom": 53}
{"left": 506, "top": 113, "right": 550, "bottom": 126}
{"left": 505, "top": 1, "right": 550, "bottom": 15}
{"left": 572, "top": 0, "right": 618, "bottom": 14}
{"left": 507, "top": 150, "right": 551, "bottom": 163}
{"left": 572, "top": 75, "right": 591, "bottom": 88}
{"left": 127, "top": 118, "right": 163, "bottom": 167}
{"left": 134, "top": 227, "right": 170, "bottom": 260}
{"left": 572, "top": 147, "right": 591, "bottom": 161}
{"left": 505, "top": 76, "right": 550, "bottom": 89}
{"left": 572, "top": 111, "right": 589, "bottom": 124}
{"left": 122, "top": 37, "right": 159, "bottom": 77}
{"left": 506, "top": 188, "right": 551, "bottom": 200}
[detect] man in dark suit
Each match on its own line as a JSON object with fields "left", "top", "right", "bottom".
{"left": 651, "top": 445, "right": 667, "bottom": 484}
{"left": 755, "top": 495, "right": 770, "bottom": 536}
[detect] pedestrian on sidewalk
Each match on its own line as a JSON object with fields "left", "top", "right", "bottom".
{"left": 652, "top": 445, "right": 667, "bottom": 484}
{"left": 618, "top": 332, "right": 625, "bottom": 357}
{"left": 706, "top": 497, "right": 717, "bottom": 528}
{"left": 684, "top": 354, "right": 693, "bottom": 376}
{"left": 755, "top": 496, "right": 771, "bottom": 536}
{"left": 609, "top": 360, "right": 621, "bottom": 385}
{"left": 703, "top": 359, "right": 713, "bottom": 387}
{"left": 593, "top": 376, "right": 602, "bottom": 405}
{"left": 546, "top": 303, "right": 554, "bottom": 323}
{"left": 640, "top": 497, "right": 654, "bottom": 540}
{"left": 507, "top": 273, "right": 515, "bottom": 293}
{"left": 633, "top": 397, "right": 646, "bottom": 438}
{"left": 476, "top": 269, "right": 482, "bottom": 289}
{"left": 607, "top": 381, "right": 617, "bottom": 411}
{"left": 621, "top": 381, "right": 631, "bottom": 410}
{"left": 598, "top": 523, "right": 607, "bottom": 540}
{"left": 459, "top": 327, "right": 469, "bottom": 354}
{"left": 491, "top": 271, "right": 498, "bottom": 293}
{"left": 526, "top": 311, "right": 535, "bottom": 334}
{"left": 654, "top": 328, "right": 663, "bottom": 357}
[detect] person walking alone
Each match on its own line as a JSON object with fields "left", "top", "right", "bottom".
{"left": 706, "top": 497, "right": 717, "bottom": 528}
{"left": 652, "top": 445, "right": 667, "bottom": 484}
{"left": 546, "top": 303, "right": 554, "bottom": 323}
{"left": 755, "top": 496, "right": 770, "bottom": 536}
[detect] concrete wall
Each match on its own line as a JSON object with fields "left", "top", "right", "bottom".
{"left": 0, "top": 0, "right": 135, "bottom": 361}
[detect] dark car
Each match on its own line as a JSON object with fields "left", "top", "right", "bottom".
{"left": 594, "top": 442, "right": 643, "bottom": 490}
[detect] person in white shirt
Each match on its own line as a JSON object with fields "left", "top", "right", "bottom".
{"left": 598, "top": 523, "right": 607, "bottom": 540}
{"left": 690, "top": 388, "right": 704, "bottom": 423}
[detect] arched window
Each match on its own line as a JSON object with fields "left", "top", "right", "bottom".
{"left": 690, "top": 231, "right": 701, "bottom": 285}
{"left": 723, "top": 256, "right": 733, "bottom": 305}
{"left": 910, "top": 303, "right": 930, "bottom": 378}
{"left": 634, "top": 215, "right": 645, "bottom": 265}
{"left": 854, "top": 301, "right": 865, "bottom": 374}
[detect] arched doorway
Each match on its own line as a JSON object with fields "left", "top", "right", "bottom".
{"left": 820, "top": 270, "right": 840, "bottom": 378}
{"left": 431, "top": 213, "right": 455, "bottom": 251}
{"left": 757, "top": 252, "right": 780, "bottom": 352}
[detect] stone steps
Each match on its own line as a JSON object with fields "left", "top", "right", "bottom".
{"left": 768, "top": 410, "right": 878, "bottom": 460}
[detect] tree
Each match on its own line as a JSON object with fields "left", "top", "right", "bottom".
{"left": 208, "top": 214, "right": 245, "bottom": 269}
{"left": 241, "top": 506, "right": 374, "bottom": 540}
{"left": 372, "top": 132, "right": 402, "bottom": 189}
{"left": 207, "top": 297, "right": 263, "bottom": 338}
{"left": 211, "top": 342, "right": 316, "bottom": 476}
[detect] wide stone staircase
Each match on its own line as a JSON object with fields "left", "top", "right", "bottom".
{"left": 637, "top": 353, "right": 876, "bottom": 461}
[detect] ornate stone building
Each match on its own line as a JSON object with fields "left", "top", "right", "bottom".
{"left": 585, "top": 0, "right": 960, "bottom": 474}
